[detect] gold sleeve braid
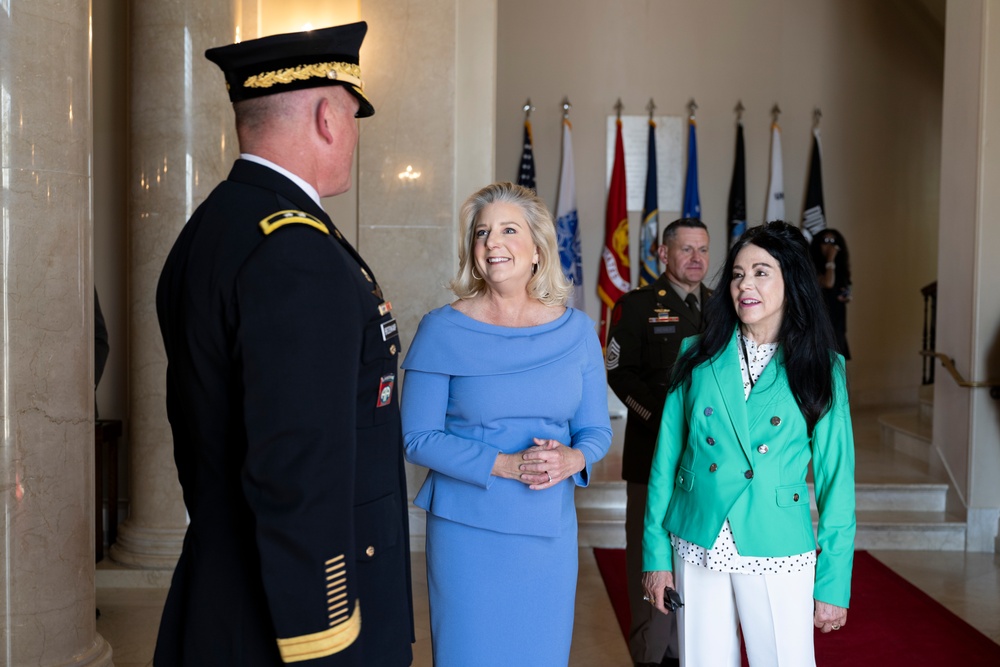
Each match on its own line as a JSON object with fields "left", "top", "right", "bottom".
{"left": 275, "top": 554, "right": 360, "bottom": 662}
{"left": 276, "top": 601, "right": 361, "bottom": 662}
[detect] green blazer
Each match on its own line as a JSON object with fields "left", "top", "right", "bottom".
{"left": 642, "top": 331, "right": 856, "bottom": 608}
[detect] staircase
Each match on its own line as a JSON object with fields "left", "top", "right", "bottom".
{"left": 577, "top": 393, "right": 968, "bottom": 551}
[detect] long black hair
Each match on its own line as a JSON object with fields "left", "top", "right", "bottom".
{"left": 668, "top": 221, "right": 840, "bottom": 434}
{"left": 809, "top": 228, "right": 851, "bottom": 290}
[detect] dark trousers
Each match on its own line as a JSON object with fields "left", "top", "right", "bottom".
{"left": 626, "top": 481, "right": 679, "bottom": 663}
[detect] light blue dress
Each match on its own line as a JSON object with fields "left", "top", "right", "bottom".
{"left": 401, "top": 305, "right": 612, "bottom": 666}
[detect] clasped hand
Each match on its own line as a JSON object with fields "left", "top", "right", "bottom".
{"left": 492, "top": 438, "right": 586, "bottom": 490}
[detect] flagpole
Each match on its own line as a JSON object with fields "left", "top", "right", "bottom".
{"left": 555, "top": 97, "right": 584, "bottom": 310}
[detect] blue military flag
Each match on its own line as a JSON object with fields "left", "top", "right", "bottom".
{"left": 639, "top": 120, "right": 659, "bottom": 286}
{"left": 728, "top": 121, "right": 747, "bottom": 246}
{"left": 682, "top": 117, "right": 701, "bottom": 219}
{"left": 516, "top": 119, "right": 537, "bottom": 192}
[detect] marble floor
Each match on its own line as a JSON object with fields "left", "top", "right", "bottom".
{"left": 96, "top": 405, "right": 1000, "bottom": 665}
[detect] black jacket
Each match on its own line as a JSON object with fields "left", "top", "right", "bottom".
{"left": 155, "top": 160, "right": 414, "bottom": 666}
{"left": 606, "top": 273, "right": 710, "bottom": 484}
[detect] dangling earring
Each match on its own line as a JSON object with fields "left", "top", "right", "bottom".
{"left": 471, "top": 266, "right": 483, "bottom": 281}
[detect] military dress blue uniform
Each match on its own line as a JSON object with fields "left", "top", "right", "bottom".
{"left": 154, "top": 22, "right": 413, "bottom": 667}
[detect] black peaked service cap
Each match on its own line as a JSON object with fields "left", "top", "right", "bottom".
{"left": 205, "top": 21, "right": 374, "bottom": 117}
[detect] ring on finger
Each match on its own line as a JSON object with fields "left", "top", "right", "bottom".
{"left": 832, "top": 624, "right": 841, "bottom": 630}
{"left": 547, "top": 474, "right": 552, "bottom": 482}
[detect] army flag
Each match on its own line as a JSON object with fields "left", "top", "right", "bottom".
{"left": 764, "top": 121, "right": 785, "bottom": 222}
{"left": 801, "top": 127, "right": 826, "bottom": 241}
{"left": 728, "top": 121, "right": 747, "bottom": 246}
{"left": 516, "top": 119, "right": 537, "bottom": 192}
{"left": 598, "top": 118, "right": 630, "bottom": 347}
{"left": 638, "top": 120, "right": 659, "bottom": 286}
{"left": 555, "top": 118, "right": 584, "bottom": 309}
{"left": 682, "top": 117, "right": 701, "bottom": 219}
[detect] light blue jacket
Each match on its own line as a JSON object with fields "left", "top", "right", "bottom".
{"left": 643, "top": 332, "right": 856, "bottom": 608}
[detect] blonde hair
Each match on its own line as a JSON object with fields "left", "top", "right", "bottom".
{"left": 450, "top": 182, "right": 571, "bottom": 307}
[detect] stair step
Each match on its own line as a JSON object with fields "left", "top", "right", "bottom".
{"left": 879, "top": 410, "right": 933, "bottom": 462}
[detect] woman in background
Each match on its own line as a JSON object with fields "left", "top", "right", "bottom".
{"left": 643, "top": 221, "right": 856, "bottom": 666}
{"left": 810, "top": 228, "right": 852, "bottom": 359}
{"left": 401, "top": 182, "right": 611, "bottom": 666}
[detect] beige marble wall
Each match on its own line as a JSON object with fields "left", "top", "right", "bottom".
{"left": 0, "top": 2, "right": 112, "bottom": 665}
{"left": 111, "top": 0, "right": 241, "bottom": 568}
{"left": 936, "top": 0, "right": 1000, "bottom": 551}
{"left": 358, "top": 0, "right": 497, "bottom": 521}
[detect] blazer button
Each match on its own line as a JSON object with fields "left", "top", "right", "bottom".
{"left": 771, "top": 416, "right": 781, "bottom": 426}
{"left": 793, "top": 493, "right": 800, "bottom": 502}
{"left": 678, "top": 476, "right": 685, "bottom": 485}
{"left": 709, "top": 463, "right": 718, "bottom": 472}
{"left": 744, "top": 470, "right": 754, "bottom": 479}
{"left": 365, "top": 546, "right": 375, "bottom": 557}
{"left": 706, "top": 437, "right": 716, "bottom": 446}
{"left": 704, "top": 407, "right": 714, "bottom": 416}
{"left": 757, "top": 444, "right": 769, "bottom": 454}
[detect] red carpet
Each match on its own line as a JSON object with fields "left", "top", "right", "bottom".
{"left": 593, "top": 548, "right": 1000, "bottom": 666}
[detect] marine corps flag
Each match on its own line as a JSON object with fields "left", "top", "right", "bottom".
{"left": 801, "top": 127, "right": 826, "bottom": 241}
{"left": 599, "top": 118, "right": 630, "bottom": 348}
{"left": 728, "top": 121, "right": 747, "bottom": 246}
{"left": 638, "top": 119, "right": 659, "bottom": 286}
{"left": 516, "top": 119, "right": 537, "bottom": 192}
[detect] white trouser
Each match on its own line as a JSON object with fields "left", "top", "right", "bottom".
{"left": 675, "top": 556, "right": 816, "bottom": 667}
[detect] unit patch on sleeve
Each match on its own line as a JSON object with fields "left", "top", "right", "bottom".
{"left": 376, "top": 374, "right": 395, "bottom": 407}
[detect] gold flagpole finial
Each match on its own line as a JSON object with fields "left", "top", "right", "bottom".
{"left": 735, "top": 100, "right": 745, "bottom": 122}
{"left": 562, "top": 97, "right": 572, "bottom": 119}
{"left": 523, "top": 98, "right": 534, "bottom": 120}
{"left": 647, "top": 98, "right": 656, "bottom": 121}
{"left": 614, "top": 98, "right": 624, "bottom": 119}
{"left": 687, "top": 98, "right": 698, "bottom": 119}
{"left": 771, "top": 104, "right": 782, "bottom": 123}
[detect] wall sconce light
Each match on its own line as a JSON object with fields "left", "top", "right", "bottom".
{"left": 398, "top": 165, "right": 421, "bottom": 181}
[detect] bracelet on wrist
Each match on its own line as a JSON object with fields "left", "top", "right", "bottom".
{"left": 825, "top": 262, "right": 836, "bottom": 269}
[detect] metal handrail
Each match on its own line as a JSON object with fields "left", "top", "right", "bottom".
{"left": 919, "top": 351, "right": 1000, "bottom": 399}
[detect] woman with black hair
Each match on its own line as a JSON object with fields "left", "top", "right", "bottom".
{"left": 810, "top": 228, "right": 852, "bottom": 359}
{"left": 641, "top": 221, "right": 856, "bottom": 666}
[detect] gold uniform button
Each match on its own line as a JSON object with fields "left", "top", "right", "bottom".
{"left": 365, "top": 546, "right": 375, "bottom": 557}
{"left": 771, "top": 416, "right": 781, "bottom": 426}
{"left": 334, "top": 229, "right": 344, "bottom": 240}
{"left": 658, "top": 290, "right": 667, "bottom": 296}
{"left": 389, "top": 344, "right": 397, "bottom": 355}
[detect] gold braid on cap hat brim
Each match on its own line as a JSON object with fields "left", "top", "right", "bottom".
{"left": 243, "top": 61, "right": 363, "bottom": 91}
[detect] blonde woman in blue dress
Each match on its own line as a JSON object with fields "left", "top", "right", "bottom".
{"left": 401, "top": 182, "right": 611, "bottom": 666}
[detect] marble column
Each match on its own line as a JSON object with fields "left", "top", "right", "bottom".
{"left": 358, "top": 0, "right": 497, "bottom": 549}
{"left": 110, "top": 1, "right": 241, "bottom": 568}
{"left": 0, "top": 2, "right": 112, "bottom": 665}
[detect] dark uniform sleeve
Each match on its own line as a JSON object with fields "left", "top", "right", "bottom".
{"left": 236, "top": 225, "right": 365, "bottom": 663}
{"left": 605, "top": 294, "right": 660, "bottom": 427}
